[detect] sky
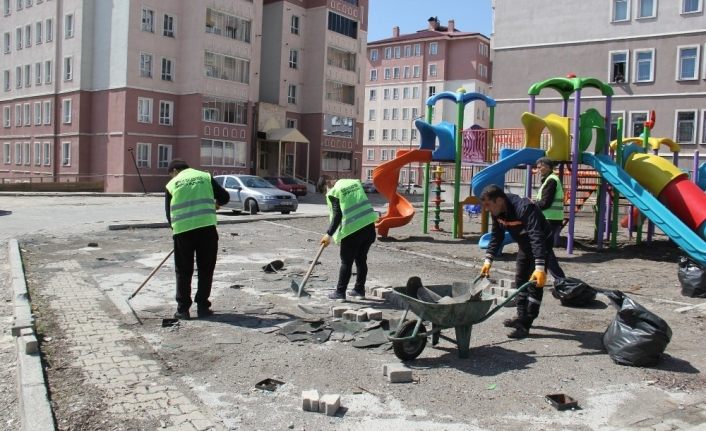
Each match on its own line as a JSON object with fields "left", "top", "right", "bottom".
{"left": 367, "top": 0, "right": 493, "bottom": 42}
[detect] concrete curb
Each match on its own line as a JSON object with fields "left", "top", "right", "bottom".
{"left": 9, "top": 239, "right": 56, "bottom": 431}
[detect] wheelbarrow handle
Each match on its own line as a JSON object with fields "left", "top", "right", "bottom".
{"left": 477, "top": 280, "right": 536, "bottom": 324}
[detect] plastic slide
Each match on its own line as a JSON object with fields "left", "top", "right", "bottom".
{"left": 471, "top": 147, "right": 546, "bottom": 197}
{"left": 582, "top": 153, "right": 706, "bottom": 267}
{"left": 373, "top": 149, "right": 433, "bottom": 238}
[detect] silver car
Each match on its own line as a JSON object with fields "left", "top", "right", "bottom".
{"left": 214, "top": 175, "right": 298, "bottom": 215}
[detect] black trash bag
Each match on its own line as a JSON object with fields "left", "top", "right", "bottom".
{"left": 551, "top": 277, "right": 597, "bottom": 307}
{"left": 602, "top": 290, "right": 672, "bottom": 367}
{"left": 677, "top": 257, "right": 706, "bottom": 298}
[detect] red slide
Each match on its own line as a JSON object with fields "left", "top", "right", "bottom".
{"left": 373, "top": 149, "right": 433, "bottom": 237}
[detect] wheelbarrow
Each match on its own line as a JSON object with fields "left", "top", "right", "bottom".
{"left": 387, "top": 277, "right": 534, "bottom": 360}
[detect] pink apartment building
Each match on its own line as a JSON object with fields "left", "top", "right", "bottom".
{"left": 0, "top": 0, "right": 368, "bottom": 192}
{"left": 363, "top": 17, "right": 491, "bottom": 185}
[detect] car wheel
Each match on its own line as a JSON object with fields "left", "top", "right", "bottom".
{"left": 281, "top": 210, "right": 291, "bottom": 214}
{"left": 246, "top": 199, "right": 259, "bottom": 215}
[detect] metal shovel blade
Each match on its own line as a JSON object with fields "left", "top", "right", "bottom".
{"left": 290, "top": 279, "right": 311, "bottom": 297}
{"left": 291, "top": 243, "right": 326, "bottom": 298}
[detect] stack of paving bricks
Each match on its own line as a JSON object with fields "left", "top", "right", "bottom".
{"left": 485, "top": 278, "right": 518, "bottom": 306}
{"left": 301, "top": 390, "right": 341, "bottom": 416}
{"left": 331, "top": 306, "right": 383, "bottom": 322}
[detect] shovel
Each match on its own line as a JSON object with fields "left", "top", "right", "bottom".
{"left": 126, "top": 249, "right": 174, "bottom": 324}
{"left": 291, "top": 243, "right": 326, "bottom": 298}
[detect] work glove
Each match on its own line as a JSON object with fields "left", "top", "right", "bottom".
{"left": 530, "top": 266, "right": 546, "bottom": 288}
{"left": 320, "top": 234, "right": 331, "bottom": 248}
{"left": 480, "top": 259, "right": 492, "bottom": 277}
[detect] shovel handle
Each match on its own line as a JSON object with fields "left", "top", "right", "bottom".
{"left": 128, "top": 249, "right": 174, "bottom": 300}
{"left": 297, "top": 243, "right": 326, "bottom": 296}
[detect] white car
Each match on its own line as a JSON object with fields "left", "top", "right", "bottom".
{"left": 214, "top": 175, "right": 298, "bottom": 215}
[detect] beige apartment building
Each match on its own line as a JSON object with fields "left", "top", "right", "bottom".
{"left": 363, "top": 17, "right": 492, "bottom": 185}
{"left": 0, "top": 0, "right": 368, "bottom": 192}
{"left": 492, "top": 0, "right": 706, "bottom": 159}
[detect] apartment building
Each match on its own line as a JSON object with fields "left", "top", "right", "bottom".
{"left": 1, "top": 0, "right": 368, "bottom": 192}
{"left": 363, "top": 17, "right": 492, "bottom": 185}
{"left": 492, "top": 0, "right": 706, "bottom": 159}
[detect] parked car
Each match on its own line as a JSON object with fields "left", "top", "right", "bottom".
{"left": 264, "top": 176, "right": 308, "bottom": 196}
{"left": 362, "top": 180, "right": 377, "bottom": 193}
{"left": 214, "top": 175, "right": 298, "bottom": 215}
{"left": 397, "top": 183, "right": 423, "bottom": 194}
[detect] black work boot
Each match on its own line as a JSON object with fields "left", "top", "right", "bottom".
{"left": 503, "top": 316, "right": 521, "bottom": 327}
{"left": 507, "top": 318, "right": 532, "bottom": 339}
{"left": 328, "top": 290, "right": 346, "bottom": 300}
{"left": 174, "top": 309, "right": 190, "bottom": 320}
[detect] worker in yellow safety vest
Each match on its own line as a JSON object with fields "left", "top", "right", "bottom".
{"left": 320, "top": 179, "right": 378, "bottom": 300}
{"left": 534, "top": 157, "right": 566, "bottom": 283}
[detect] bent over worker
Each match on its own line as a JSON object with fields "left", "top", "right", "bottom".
{"left": 320, "top": 179, "right": 378, "bottom": 300}
{"left": 165, "top": 159, "right": 229, "bottom": 320}
{"left": 479, "top": 184, "right": 565, "bottom": 339}
{"left": 534, "top": 157, "right": 566, "bottom": 282}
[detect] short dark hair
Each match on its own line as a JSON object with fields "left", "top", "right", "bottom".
{"left": 479, "top": 184, "right": 506, "bottom": 201}
{"left": 536, "top": 157, "right": 555, "bottom": 169}
{"left": 167, "top": 159, "right": 189, "bottom": 173}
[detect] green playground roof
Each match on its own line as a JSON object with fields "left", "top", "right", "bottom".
{"left": 528, "top": 77, "right": 614, "bottom": 99}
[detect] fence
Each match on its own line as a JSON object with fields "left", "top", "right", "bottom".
{"left": 0, "top": 175, "right": 104, "bottom": 192}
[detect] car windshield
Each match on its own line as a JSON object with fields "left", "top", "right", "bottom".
{"left": 280, "top": 177, "right": 298, "bottom": 185}
{"left": 241, "top": 176, "right": 275, "bottom": 188}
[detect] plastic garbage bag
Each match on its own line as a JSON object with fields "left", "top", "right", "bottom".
{"left": 677, "top": 257, "right": 706, "bottom": 298}
{"left": 551, "top": 277, "right": 597, "bottom": 307}
{"left": 602, "top": 290, "right": 672, "bottom": 367}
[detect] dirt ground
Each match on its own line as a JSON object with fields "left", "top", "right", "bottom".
{"left": 20, "top": 208, "right": 706, "bottom": 430}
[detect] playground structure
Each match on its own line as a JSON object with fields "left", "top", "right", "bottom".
{"left": 372, "top": 76, "right": 706, "bottom": 267}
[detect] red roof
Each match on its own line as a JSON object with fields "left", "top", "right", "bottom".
{"left": 369, "top": 28, "right": 488, "bottom": 46}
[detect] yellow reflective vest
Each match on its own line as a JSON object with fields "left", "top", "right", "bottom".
{"left": 326, "top": 179, "right": 378, "bottom": 243}
{"left": 166, "top": 168, "right": 217, "bottom": 235}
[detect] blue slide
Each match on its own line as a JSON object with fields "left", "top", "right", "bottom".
{"left": 472, "top": 147, "right": 546, "bottom": 253}
{"left": 582, "top": 153, "right": 706, "bottom": 267}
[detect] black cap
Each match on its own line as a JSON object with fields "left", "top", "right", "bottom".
{"left": 167, "top": 159, "right": 189, "bottom": 173}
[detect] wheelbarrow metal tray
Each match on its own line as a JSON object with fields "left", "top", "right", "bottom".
{"left": 392, "top": 284, "right": 494, "bottom": 328}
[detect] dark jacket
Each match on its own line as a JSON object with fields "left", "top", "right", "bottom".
{"left": 486, "top": 193, "right": 553, "bottom": 267}
{"left": 165, "top": 177, "right": 230, "bottom": 225}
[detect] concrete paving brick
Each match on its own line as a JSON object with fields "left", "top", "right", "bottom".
{"left": 302, "top": 389, "right": 320, "bottom": 412}
{"left": 363, "top": 308, "right": 383, "bottom": 320}
{"left": 191, "top": 419, "right": 214, "bottom": 431}
{"left": 20, "top": 334, "right": 38, "bottom": 354}
{"left": 331, "top": 305, "right": 349, "bottom": 317}
{"left": 342, "top": 310, "right": 358, "bottom": 321}
{"left": 319, "top": 394, "right": 341, "bottom": 416}
{"left": 383, "top": 363, "right": 413, "bottom": 383}
{"left": 163, "top": 423, "right": 198, "bottom": 431}
{"left": 354, "top": 310, "right": 369, "bottom": 322}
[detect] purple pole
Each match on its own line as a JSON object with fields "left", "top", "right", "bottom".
{"left": 561, "top": 99, "right": 568, "bottom": 117}
{"left": 529, "top": 95, "right": 536, "bottom": 114}
{"left": 693, "top": 151, "right": 699, "bottom": 184}
{"left": 596, "top": 95, "right": 612, "bottom": 249}
{"left": 567, "top": 90, "right": 581, "bottom": 255}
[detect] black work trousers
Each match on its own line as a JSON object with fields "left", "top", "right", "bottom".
{"left": 336, "top": 223, "right": 376, "bottom": 294}
{"left": 514, "top": 236, "right": 564, "bottom": 327}
{"left": 173, "top": 225, "right": 219, "bottom": 312}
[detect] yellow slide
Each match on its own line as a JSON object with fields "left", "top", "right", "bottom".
{"left": 521, "top": 112, "right": 570, "bottom": 161}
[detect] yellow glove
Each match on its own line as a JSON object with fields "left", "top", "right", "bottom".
{"left": 320, "top": 234, "right": 331, "bottom": 248}
{"left": 530, "top": 266, "right": 546, "bottom": 288}
{"left": 480, "top": 259, "right": 492, "bottom": 277}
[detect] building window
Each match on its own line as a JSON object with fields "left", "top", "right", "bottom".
{"left": 366, "top": 169, "right": 373, "bottom": 181}
{"left": 325, "top": 81, "right": 354, "bottom": 105}
{"left": 14, "top": 142, "right": 21, "bottom": 164}
{"left": 202, "top": 97, "right": 248, "bottom": 124}
{"left": 62, "top": 99, "right": 71, "bottom": 124}
{"left": 391, "top": 129, "right": 398, "bottom": 140}
{"left": 3, "top": 0, "right": 9, "bottom": 15}
{"left": 2, "top": 105, "right": 9, "bottom": 127}
{"left": 402, "top": 108, "right": 409, "bottom": 120}
{"left": 45, "top": 18, "right": 52, "bottom": 42}
{"left": 383, "top": 109, "right": 389, "bottom": 120}
{"left": 22, "top": 142, "right": 29, "bottom": 165}
{"left": 286, "top": 118, "right": 297, "bottom": 129}
{"left": 369, "top": 89, "right": 376, "bottom": 101}
{"left": 2, "top": 142, "right": 9, "bottom": 164}
{"left": 401, "top": 129, "right": 408, "bottom": 140}
{"left": 159, "top": 100, "right": 173, "bottom": 126}
{"left": 321, "top": 151, "right": 352, "bottom": 172}
{"left": 392, "top": 108, "right": 399, "bottom": 120}
{"left": 24, "top": 24, "right": 31, "bottom": 47}
{"left": 43, "top": 141, "right": 50, "bottom": 165}
{"left": 136, "top": 143, "right": 150, "bottom": 168}
{"left": 14, "top": 66, "right": 21, "bottom": 89}
{"left": 163, "top": 14, "right": 175, "bottom": 37}
{"left": 682, "top": 0, "right": 702, "bottom": 13}
{"left": 367, "top": 131, "right": 375, "bottom": 141}
{"left": 3, "top": 32, "right": 10, "bottom": 53}
{"left": 413, "top": 65, "right": 420, "bottom": 78}
{"left": 23, "top": 103, "right": 29, "bottom": 125}
{"left": 382, "top": 130, "right": 389, "bottom": 141}
{"left": 44, "top": 60, "right": 51, "bottom": 83}
{"left": 428, "top": 85, "right": 436, "bottom": 97}
{"left": 43, "top": 100, "right": 51, "bottom": 124}
{"left": 161, "top": 57, "right": 173, "bottom": 81}
{"left": 205, "top": 8, "right": 251, "bottom": 43}
{"left": 291, "top": 15, "right": 300, "bottom": 35}
{"left": 429, "top": 42, "right": 438, "bottom": 55}
{"left": 204, "top": 51, "right": 250, "bottom": 84}
{"left": 429, "top": 64, "right": 437, "bottom": 77}
{"left": 200, "top": 139, "right": 247, "bottom": 167}
{"left": 327, "top": 46, "right": 356, "bottom": 71}
{"left": 289, "top": 49, "right": 298, "bottom": 69}
{"left": 368, "top": 109, "right": 376, "bottom": 121}
{"left": 14, "top": 104, "right": 20, "bottom": 126}
{"left": 384, "top": 68, "right": 391, "bottom": 80}
{"left": 141, "top": 8, "right": 154, "bottom": 32}
{"left": 61, "top": 141, "right": 70, "bottom": 166}
{"left": 612, "top": 0, "right": 630, "bottom": 21}
{"left": 393, "top": 67, "right": 400, "bottom": 79}
{"left": 610, "top": 50, "right": 628, "bottom": 83}
{"left": 3, "top": 69, "right": 8, "bottom": 91}
{"left": 158, "top": 144, "right": 172, "bottom": 168}
{"left": 327, "top": 11, "right": 357, "bottom": 39}
{"left": 629, "top": 111, "right": 647, "bottom": 137}
{"left": 411, "top": 129, "right": 417, "bottom": 140}
{"left": 33, "top": 142, "right": 40, "bottom": 165}
{"left": 384, "top": 47, "right": 392, "bottom": 59}
{"left": 637, "top": 0, "right": 656, "bottom": 18}
{"left": 35, "top": 21, "right": 42, "bottom": 43}
{"left": 323, "top": 115, "right": 354, "bottom": 139}
{"left": 140, "top": 53, "right": 152, "bottom": 78}
{"left": 64, "top": 13, "right": 74, "bottom": 38}
{"left": 675, "top": 110, "right": 697, "bottom": 144}
{"left": 137, "top": 97, "right": 152, "bottom": 123}
{"left": 381, "top": 149, "right": 388, "bottom": 160}
{"left": 15, "top": 27, "right": 21, "bottom": 50}
{"left": 24, "top": 64, "right": 30, "bottom": 87}
{"left": 404, "top": 45, "right": 411, "bottom": 57}
{"left": 634, "top": 49, "right": 654, "bottom": 82}
{"left": 412, "top": 108, "right": 419, "bottom": 118}
{"left": 35, "top": 62, "right": 41, "bottom": 85}
{"left": 366, "top": 148, "right": 374, "bottom": 159}
{"left": 403, "top": 88, "right": 410, "bottom": 99}
{"left": 33, "top": 102, "right": 40, "bottom": 125}
{"left": 677, "top": 45, "right": 699, "bottom": 80}
{"left": 610, "top": 112, "right": 625, "bottom": 140}
{"left": 701, "top": 110, "right": 706, "bottom": 144}
{"left": 393, "top": 88, "right": 399, "bottom": 100}
{"left": 394, "top": 46, "right": 400, "bottom": 58}
{"left": 403, "top": 66, "right": 410, "bottom": 79}
{"left": 383, "top": 89, "right": 390, "bottom": 100}
{"left": 370, "top": 69, "right": 377, "bottom": 81}
{"left": 63, "top": 56, "right": 73, "bottom": 81}
{"left": 288, "top": 84, "right": 297, "bottom": 104}
{"left": 370, "top": 49, "right": 378, "bottom": 61}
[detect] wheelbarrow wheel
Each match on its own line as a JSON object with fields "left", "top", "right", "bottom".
{"left": 393, "top": 320, "right": 427, "bottom": 361}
